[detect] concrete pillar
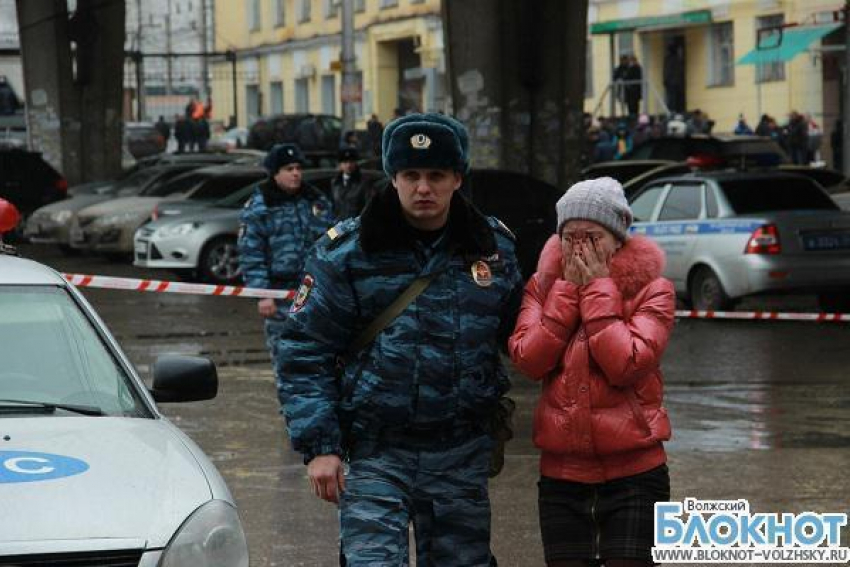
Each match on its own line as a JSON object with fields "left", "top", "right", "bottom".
{"left": 16, "top": 0, "right": 125, "bottom": 184}
{"left": 443, "top": 0, "right": 589, "bottom": 188}
{"left": 16, "top": 0, "right": 79, "bottom": 181}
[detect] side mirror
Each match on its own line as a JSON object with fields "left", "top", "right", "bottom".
{"left": 150, "top": 354, "right": 218, "bottom": 403}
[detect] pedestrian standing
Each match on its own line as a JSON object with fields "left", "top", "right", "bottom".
{"left": 196, "top": 117, "right": 211, "bottom": 152}
{"left": 509, "top": 177, "right": 675, "bottom": 567}
{"left": 331, "top": 146, "right": 370, "bottom": 220}
{"left": 787, "top": 111, "right": 809, "bottom": 165}
{"left": 278, "top": 113, "right": 524, "bottom": 566}
{"left": 174, "top": 114, "right": 191, "bottom": 154}
{"left": 366, "top": 113, "right": 384, "bottom": 156}
{"left": 154, "top": 115, "right": 171, "bottom": 146}
{"left": 238, "top": 143, "right": 335, "bottom": 410}
{"left": 624, "top": 55, "right": 643, "bottom": 116}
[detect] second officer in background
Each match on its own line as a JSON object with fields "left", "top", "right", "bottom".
{"left": 238, "top": 143, "right": 335, "bottom": 402}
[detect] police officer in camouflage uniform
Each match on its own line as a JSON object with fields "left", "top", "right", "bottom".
{"left": 278, "top": 114, "right": 524, "bottom": 566}
{"left": 238, "top": 143, "right": 335, "bottom": 401}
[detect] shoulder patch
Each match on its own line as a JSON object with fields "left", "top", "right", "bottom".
{"left": 322, "top": 218, "right": 359, "bottom": 250}
{"left": 489, "top": 217, "right": 516, "bottom": 241}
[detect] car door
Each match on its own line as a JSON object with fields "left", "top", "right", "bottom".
{"left": 650, "top": 182, "right": 705, "bottom": 288}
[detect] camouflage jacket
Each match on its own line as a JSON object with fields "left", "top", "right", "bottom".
{"left": 278, "top": 189, "right": 524, "bottom": 462}
{"left": 237, "top": 179, "right": 335, "bottom": 308}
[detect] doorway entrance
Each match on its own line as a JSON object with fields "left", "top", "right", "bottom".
{"left": 663, "top": 34, "right": 686, "bottom": 114}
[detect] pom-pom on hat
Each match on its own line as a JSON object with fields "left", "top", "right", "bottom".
{"left": 381, "top": 113, "right": 470, "bottom": 177}
{"left": 263, "top": 143, "right": 306, "bottom": 175}
{"left": 556, "top": 177, "right": 633, "bottom": 241}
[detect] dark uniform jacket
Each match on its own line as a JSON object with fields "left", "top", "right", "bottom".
{"left": 330, "top": 168, "right": 370, "bottom": 221}
{"left": 278, "top": 188, "right": 524, "bottom": 462}
{"left": 237, "top": 179, "right": 335, "bottom": 314}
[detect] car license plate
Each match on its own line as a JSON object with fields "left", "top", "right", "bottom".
{"left": 801, "top": 232, "right": 850, "bottom": 251}
{"left": 135, "top": 241, "right": 148, "bottom": 256}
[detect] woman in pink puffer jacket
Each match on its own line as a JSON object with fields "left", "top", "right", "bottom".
{"left": 509, "top": 177, "right": 675, "bottom": 567}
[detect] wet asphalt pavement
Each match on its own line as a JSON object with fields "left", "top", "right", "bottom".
{"left": 18, "top": 244, "right": 850, "bottom": 566}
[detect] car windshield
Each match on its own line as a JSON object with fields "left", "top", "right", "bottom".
{"left": 0, "top": 286, "right": 149, "bottom": 418}
{"left": 720, "top": 177, "right": 839, "bottom": 214}
{"left": 214, "top": 185, "right": 257, "bottom": 208}
{"left": 113, "top": 168, "right": 159, "bottom": 194}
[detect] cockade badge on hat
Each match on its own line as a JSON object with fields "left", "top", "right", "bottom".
{"left": 410, "top": 133, "right": 432, "bottom": 150}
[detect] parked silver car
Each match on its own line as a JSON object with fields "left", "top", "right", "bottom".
{"left": 0, "top": 248, "right": 248, "bottom": 565}
{"left": 134, "top": 169, "right": 385, "bottom": 284}
{"left": 628, "top": 171, "right": 850, "bottom": 311}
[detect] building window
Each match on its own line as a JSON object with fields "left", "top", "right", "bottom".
{"left": 324, "top": 0, "right": 339, "bottom": 19}
{"left": 295, "top": 78, "right": 310, "bottom": 112}
{"left": 322, "top": 75, "right": 337, "bottom": 115}
{"left": 410, "top": 0, "right": 425, "bottom": 4}
{"left": 756, "top": 14, "right": 786, "bottom": 83}
{"left": 273, "top": 0, "right": 285, "bottom": 27}
{"left": 246, "top": 84, "right": 261, "bottom": 124}
{"left": 616, "top": 31, "right": 634, "bottom": 58}
{"left": 379, "top": 0, "right": 399, "bottom": 8}
{"left": 355, "top": 0, "right": 366, "bottom": 12}
{"left": 708, "top": 22, "right": 734, "bottom": 87}
{"left": 297, "top": 0, "right": 311, "bottom": 22}
{"left": 248, "top": 0, "right": 261, "bottom": 31}
{"left": 270, "top": 81, "right": 284, "bottom": 114}
{"left": 585, "top": 38, "right": 593, "bottom": 98}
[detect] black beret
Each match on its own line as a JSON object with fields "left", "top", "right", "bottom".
{"left": 263, "top": 143, "right": 306, "bottom": 174}
{"left": 381, "top": 113, "right": 470, "bottom": 177}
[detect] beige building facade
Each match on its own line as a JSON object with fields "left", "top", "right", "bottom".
{"left": 585, "top": 0, "right": 845, "bottom": 160}
{"left": 212, "top": 0, "right": 445, "bottom": 129}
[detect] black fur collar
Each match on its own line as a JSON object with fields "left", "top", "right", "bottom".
{"left": 359, "top": 187, "right": 496, "bottom": 256}
{"left": 260, "top": 178, "right": 324, "bottom": 207}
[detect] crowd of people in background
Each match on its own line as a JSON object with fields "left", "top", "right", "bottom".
{"left": 582, "top": 107, "right": 841, "bottom": 169}
{"left": 153, "top": 98, "right": 213, "bottom": 154}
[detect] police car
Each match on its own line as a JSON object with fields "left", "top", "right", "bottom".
{"left": 628, "top": 171, "right": 850, "bottom": 311}
{"left": 0, "top": 207, "right": 249, "bottom": 565}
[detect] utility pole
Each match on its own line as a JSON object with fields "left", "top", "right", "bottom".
{"left": 166, "top": 0, "right": 173, "bottom": 97}
{"left": 200, "top": 0, "right": 210, "bottom": 100}
{"left": 135, "top": 0, "right": 146, "bottom": 120}
{"left": 843, "top": 0, "right": 850, "bottom": 175}
{"left": 341, "top": 0, "right": 358, "bottom": 134}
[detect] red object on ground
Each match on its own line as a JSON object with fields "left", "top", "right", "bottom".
{"left": 0, "top": 199, "right": 21, "bottom": 233}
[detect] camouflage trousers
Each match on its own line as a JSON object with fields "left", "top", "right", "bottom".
{"left": 264, "top": 317, "right": 287, "bottom": 406}
{"left": 340, "top": 431, "right": 495, "bottom": 567}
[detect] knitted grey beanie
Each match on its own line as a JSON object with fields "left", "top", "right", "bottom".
{"left": 556, "top": 177, "right": 633, "bottom": 240}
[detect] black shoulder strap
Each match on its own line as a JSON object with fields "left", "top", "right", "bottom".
{"left": 346, "top": 273, "right": 436, "bottom": 357}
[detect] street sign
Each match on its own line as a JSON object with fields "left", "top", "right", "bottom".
{"left": 341, "top": 81, "right": 362, "bottom": 103}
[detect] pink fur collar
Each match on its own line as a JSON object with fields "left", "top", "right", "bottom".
{"left": 536, "top": 234, "right": 666, "bottom": 299}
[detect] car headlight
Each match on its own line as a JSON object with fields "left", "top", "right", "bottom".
{"left": 94, "top": 211, "right": 144, "bottom": 227}
{"left": 49, "top": 210, "right": 73, "bottom": 224}
{"left": 160, "top": 500, "right": 249, "bottom": 567}
{"left": 155, "top": 222, "right": 202, "bottom": 238}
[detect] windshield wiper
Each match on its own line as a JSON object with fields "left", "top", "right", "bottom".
{"left": 0, "top": 399, "right": 104, "bottom": 416}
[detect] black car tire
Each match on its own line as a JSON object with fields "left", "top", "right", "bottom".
{"left": 198, "top": 236, "right": 242, "bottom": 285}
{"left": 817, "top": 292, "right": 850, "bottom": 314}
{"left": 690, "top": 266, "right": 733, "bottom": 311}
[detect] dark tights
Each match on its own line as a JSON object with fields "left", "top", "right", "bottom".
{"left": 547, "top": 561, "right": 654, "bottom": 567}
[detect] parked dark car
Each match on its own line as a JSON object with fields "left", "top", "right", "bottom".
{"left": 583, "top": 135, "right": 791, "bottom": 185}
{"left": 125, "top": 122, "right": 167, "bottom": 158}
{"left": 0, "top": 148, "right": 67, "bottom": 221}
{"left": 246, "top": 113, "right": 342, "bottom": 154}
{"left": 464, "top": 169, "right": 564, "bottom": 279}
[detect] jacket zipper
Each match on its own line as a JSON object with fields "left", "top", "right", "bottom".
{"left": 591, "top": 487, "right": 601, "bottom": 560}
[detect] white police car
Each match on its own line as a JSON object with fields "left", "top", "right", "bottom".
{"left": 0, "top": 247, "right": 249, "bottom": 565}
{"left": 628, "top": 171, "right": 850, "bottom": 311}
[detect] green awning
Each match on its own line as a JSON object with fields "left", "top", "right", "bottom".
{"left": 737, "top": 23, "right": 843, "bottom": 65}
{"left": 590, "top": 10, "right": 712, "bottom": 35}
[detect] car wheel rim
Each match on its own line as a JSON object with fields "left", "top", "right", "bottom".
{"left": 208, "top": 242, "right": 240, "bottom": 282}
{"left": 699, "top": 278, "right": 720, "bottom": 309}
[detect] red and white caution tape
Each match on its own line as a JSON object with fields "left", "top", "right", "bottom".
{"left": 674, "top": 309, "right": 850, "bottom": 323}
{"left": 62, "top": 273, "right": 848, "bottom": 322}
{"left": 63, "top": 273, "right": 296, "bottom": 301}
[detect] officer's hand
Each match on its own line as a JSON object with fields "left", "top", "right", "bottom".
{"left": 257, "top": 298, "right": 276, "bottom": 318}
{"left": 307, "top": 454, "right": 346, "bottom": 504}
